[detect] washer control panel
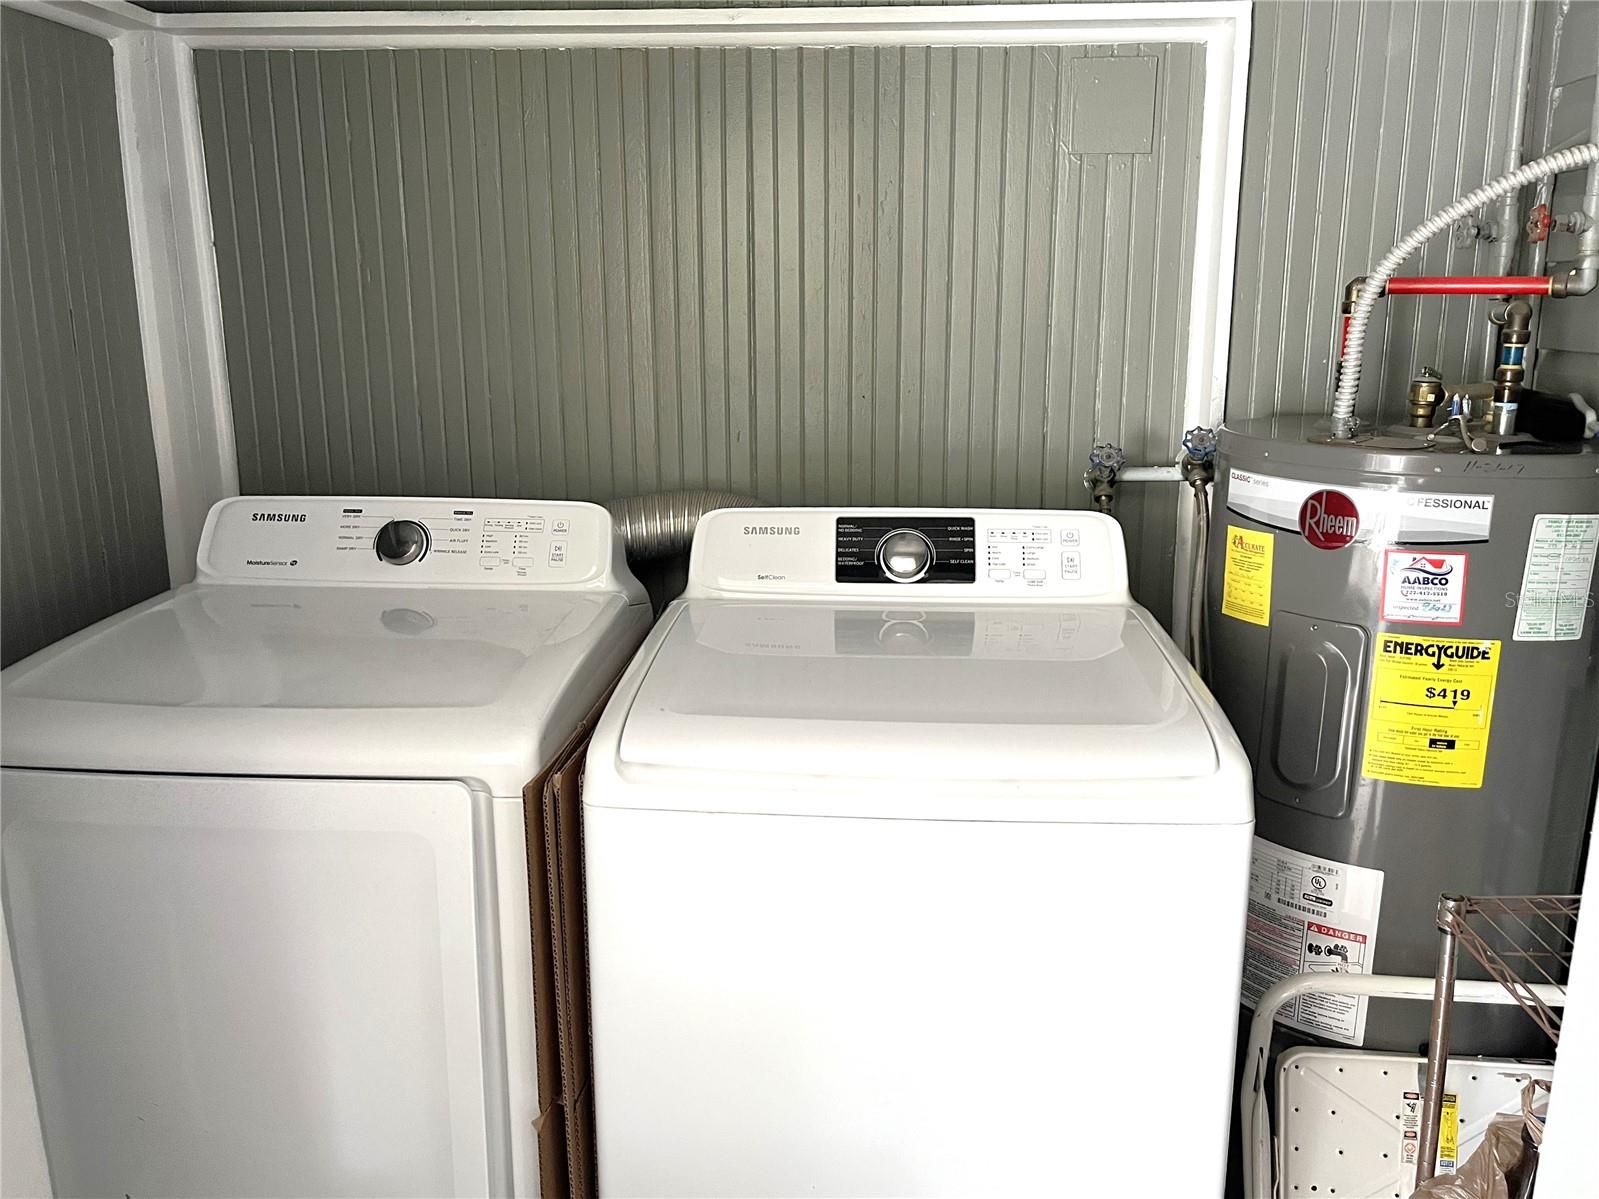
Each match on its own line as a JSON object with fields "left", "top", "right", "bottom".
{"left": 836, "top": 516, "right": 976, "bottom": 585}
{"left": 196, "top": 496, "right": 626, "bottom": 590}
{"left": 690, "top": 507, "right": 1129, "bottom": 602}
{"left": 984, "top": 522, "right": 1088, "bottom": 586}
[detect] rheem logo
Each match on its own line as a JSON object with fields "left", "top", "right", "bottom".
{"left": 1299, "top": 489, "right": 1359, "bottom": 549}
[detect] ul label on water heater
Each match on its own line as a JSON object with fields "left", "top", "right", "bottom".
{"left": 1241, "top": 838, "right": 1384, "bottom": 1046}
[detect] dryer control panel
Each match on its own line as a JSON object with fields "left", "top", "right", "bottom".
{"left": 688, "top": 507, "right": 1129, "bottom": 603}
{"left": 196, "top": 496, "right": 636, "bottom": 593}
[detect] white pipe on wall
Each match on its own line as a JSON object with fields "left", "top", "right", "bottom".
{"left": 1118, "top": 466, "right": 1185, "bottom": 482}
{"left": 1480, "top": 0, "right": 1539, "bottom": 378}
{"left": 1492, "top": 0, "right": 1539, "bottom": 280}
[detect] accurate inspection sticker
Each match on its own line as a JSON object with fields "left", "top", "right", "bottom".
{"left": 1361, "top": 635, "right": 1501, "bottom": 788}
{"left": 1222, "top": 525, "right": 1274, "bottom": 626}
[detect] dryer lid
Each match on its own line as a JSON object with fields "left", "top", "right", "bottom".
{"left": 616, "top": 601, "right": 1226, "bottom": 789}
{"left": 1, "top": 583, "right": 641, "bottom": 794}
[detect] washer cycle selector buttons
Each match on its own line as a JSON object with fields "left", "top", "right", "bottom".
{"left": 876, "top": 529, "right": 935, "bottom": 583}
{"left": 374, "top": 519, "right": 430, "bottom": 565}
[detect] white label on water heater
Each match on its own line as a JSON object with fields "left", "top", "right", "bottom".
{"left": 1240, "top": 837, "right": 1385, "bottom": 1046}
{"left": 1514, "top": 514, "right": 1599, "bottom": 642}
{"left": 1226, "top": 469, "right": 1495, "bottom": 545}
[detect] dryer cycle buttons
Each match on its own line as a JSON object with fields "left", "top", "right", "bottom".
{"left": 374, "top": 519, "right": 430, "bottom": 565}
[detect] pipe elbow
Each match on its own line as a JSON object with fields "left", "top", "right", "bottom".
{"left": 1549, "top": 265, "right": 1598, "bottom": 298}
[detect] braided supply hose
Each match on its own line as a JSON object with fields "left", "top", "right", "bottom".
{"left": 1331, "top": 142, "right": 1599, "bottom": 439}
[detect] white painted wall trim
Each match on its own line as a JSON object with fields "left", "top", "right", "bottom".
{"left": 111, "top": 29, "right": 240, "bottom": 586}
{"left": 1172, "top": 0, "right": 1250, "bottom": 649}
{"left": 7, "top": 0, "right": 237, "bottom": 586}
{"left": 11, "top": 0, "right": 156, "bottom": 39}
{"left": 150, "top": 1, "right": 1247, "bottom": 47}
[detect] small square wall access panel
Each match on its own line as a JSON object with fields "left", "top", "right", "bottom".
{"left": 1069, "top": 55, "right": 1159, "bottom": 154}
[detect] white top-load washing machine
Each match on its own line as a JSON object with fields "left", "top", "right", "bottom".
{"left": 0, "top": 496, "right": 650, "bottom": 1199}
{"left": 583, "top": 507, "right": 1254, "bottom": 1196}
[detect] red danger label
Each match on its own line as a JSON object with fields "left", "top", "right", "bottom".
{"left": 1308, "top": 922, "right": 1367, "bottom": 944}
{"left": 1299, "top": 489, "right": 1360, "bottom": 549}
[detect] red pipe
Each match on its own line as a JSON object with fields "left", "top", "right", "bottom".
{"left": 1385, "top": 275, "right": 1554, "bottom": 296}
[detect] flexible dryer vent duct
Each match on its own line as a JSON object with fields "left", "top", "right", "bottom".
{"left": 611, "top": 490, "right": 765, "bottom": 559}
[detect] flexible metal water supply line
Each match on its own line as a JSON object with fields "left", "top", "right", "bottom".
{"left": 1180, "top": 428, "right": 1217, "bottom": 678}
{"left": 1331, "top": 142, "right": 1599, "bottom": 439}
{"left": 609, "top": 489, "right": 764, "bottom": 559}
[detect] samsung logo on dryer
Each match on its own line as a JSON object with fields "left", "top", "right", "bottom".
{"left": 744, "top": 525, "right": 802, "bottom": 536}
{"left": 251, "top": 512, "right": 307, "bottom": 523}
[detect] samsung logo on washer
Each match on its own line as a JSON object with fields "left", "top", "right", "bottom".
{"left": 251, "top": 512, "right": 307, "bottom": 523}
{"left": 744, "top": 525, "right": 802, "bottom": 536}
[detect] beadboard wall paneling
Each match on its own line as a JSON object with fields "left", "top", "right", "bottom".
{"left": 1, "top": 7, "right": 168, "bottom": 667}
{"left": 195, "top": 42, "right": 1203, "bottom": 621}
{"left": 1227, "top": 0, "right": 1538, "bottom": 435}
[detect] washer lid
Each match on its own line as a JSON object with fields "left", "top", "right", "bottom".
{"left": 615, "top": 601, "right": 1232, "bottom": 799}
{"left": 1, "top": 583, "right": 642, "bottom": 794}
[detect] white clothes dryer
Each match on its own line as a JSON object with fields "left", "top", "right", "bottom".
{"left": 1, "top": 496, "right": 650, "bottom": 1198}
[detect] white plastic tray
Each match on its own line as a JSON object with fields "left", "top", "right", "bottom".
{"left": 1275, "top": 1046, "right": 1552, "bottom": 1198}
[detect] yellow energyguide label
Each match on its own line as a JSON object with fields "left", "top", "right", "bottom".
{"left": 1439, "top": 1093, "right": 1459, "bottom": 1171}
{"left": 1222, "top": 525, "right": 1273, "bottom": 626}
{"left": 1362, "top": 634, "right": 1500, "bottom": 788}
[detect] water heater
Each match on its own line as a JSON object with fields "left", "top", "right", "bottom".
{"left": 1207, "top": 417, "right": 1599, "bottom": 1053}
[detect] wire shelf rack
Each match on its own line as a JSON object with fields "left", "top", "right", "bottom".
{"left": 1438, "top": 894, "right": 1580, "bottom": 1044}
{"left": 1413, "top": 893, "right": 1581, "bottom": 1188}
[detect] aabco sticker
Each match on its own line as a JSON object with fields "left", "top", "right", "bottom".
{"left": 1299, "top": 489, "right": 1360, "bottom": 549}
{"left": 1381, "top": 550, "right": 1468, "bottom": 625}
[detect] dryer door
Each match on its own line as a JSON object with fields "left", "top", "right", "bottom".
{"left": 1, "top": 769, "right": 501, "bottom": 1199}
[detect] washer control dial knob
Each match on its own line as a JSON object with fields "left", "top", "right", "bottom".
{"left": 875, "top": 529, "right": 935, "bottom": 583}
{"left": 374, "top": 519, "right": 430, "bottom": 565}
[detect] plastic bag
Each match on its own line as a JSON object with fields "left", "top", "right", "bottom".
{"left": 1410, "top": 1117, "right": 1526, "bottom": 1199}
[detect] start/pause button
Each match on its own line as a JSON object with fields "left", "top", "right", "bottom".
{"left": 1061, "top": 551, "right": 1082, "bottom": 580}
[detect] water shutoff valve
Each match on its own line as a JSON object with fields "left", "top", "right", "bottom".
{"left": 1181, "top": 426, "right": 1218, "bottom": 486}
{"left": 1084, "top": 443, "right": 1126, "bottom": 514}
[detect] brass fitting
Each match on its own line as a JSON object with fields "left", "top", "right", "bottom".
{"left": 1407, "top": 366, "right": 1446, "bottom": 428}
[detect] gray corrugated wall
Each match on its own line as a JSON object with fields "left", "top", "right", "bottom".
{"left": 194, "top": 42, "right": 1200, "bottom": 624}
{"left": 1526, "top": 0, "right": 1599, "bottom": 398}
{"left": 1227, "top": 0, "right": 1535, "bottom": 436}
{"left": 1, "top": 8, "right": 169, "bottom": 668}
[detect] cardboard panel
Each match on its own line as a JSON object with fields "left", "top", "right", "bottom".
{"left": 523, "top": 687, "right": 612, "bottom": 1199}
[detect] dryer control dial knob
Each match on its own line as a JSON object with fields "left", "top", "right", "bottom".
{"left": 876, "top": 529, "right": 935, "bottom": 583}
{"left": 374, "top": 519, "right": 430, "bottom": 565}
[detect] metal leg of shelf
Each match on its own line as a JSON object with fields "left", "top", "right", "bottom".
{"left": 1417, "top": 895, "right": 1464, "bottom": 1188}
